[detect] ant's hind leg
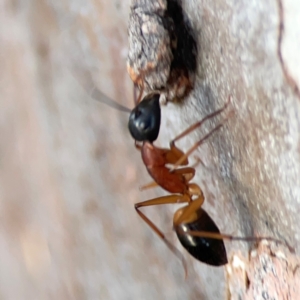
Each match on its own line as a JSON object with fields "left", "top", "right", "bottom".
{"left": 135, "top": 194, "right": 191, "bottom": 276}
{"left": 174, "top": 195, "right": 295, "bottom": 253}
{"left": 182, "top": 229, "right": 295, "bottom": 253}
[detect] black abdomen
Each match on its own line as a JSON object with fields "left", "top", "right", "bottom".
{"left": 176, "top": 208, "right": 228, "bottom": 266}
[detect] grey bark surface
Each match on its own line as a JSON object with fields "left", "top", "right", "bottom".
{"left": 127, "top": 0, "right": 197, "bottom": 101}
{"left": 0, "top": 0, "right": 300, "bottom": 300}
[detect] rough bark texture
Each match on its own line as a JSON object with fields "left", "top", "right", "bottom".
{"left": 0, "top": 0, "right": 299, "bottom": 299}
{"left": 127, "top": 0, "right": 197, "bottom": 101}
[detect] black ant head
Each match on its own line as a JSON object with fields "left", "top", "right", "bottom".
{"left": 128, "top": 93, "right": 161, "bottom": 142}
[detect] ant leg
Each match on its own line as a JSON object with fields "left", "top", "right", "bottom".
{"left": 145, "top": 145, "right": 188, "bottom": 167}
{"left": 139, "top": 181, "right": 159, "bottom": 191}
{"left": 170, "top": 96, "right": 231, "bottom": 146}
{"left": 140, "top": 167, "right": 196, "bottom": 191}
{"left": 165, "top": 146, "right": 205, "bottom": 169}
{"left": 164, "top": 146, "right": 189, "bottom": 165}
{"left": 135, "top": 195, "right": 191, "bottom": 232}
{"left": 181, "top": 230, "right": 295, "bottom": 253}
{"left": 173, "top": 186, "right": 205, "bottom": 226}
{"left": 135, "top": 194, "right": 191, "bottom": 276}
{"left": 170, "top": 123, "right": 224, "bottom": 170}
{"left": 173, "top": 191, "right": 294, "bottom": 253}
{"left": 171, "top": 167, "right": 195, "bottom": 182}
{"left": 169, "top": 98, "right": 232, "bottom": 170}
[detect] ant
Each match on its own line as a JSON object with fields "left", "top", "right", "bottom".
{"left": 133, "top": 100, "right": 230, "bottom": 270}
{"left": 126, "top": 87, "right": 294, "bottom": 273}
{"left": 88, "top": 80, "right": 293, "bottom": 272}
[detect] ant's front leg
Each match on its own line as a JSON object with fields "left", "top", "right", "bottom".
{"left": 174, "top": 188, "right": 294, "bottom": 255}
{"left": 169, "top": 98, "right": 231, "bottom": 169}
{"left": 170, "top": 96, "right": 231, "bottom": 147}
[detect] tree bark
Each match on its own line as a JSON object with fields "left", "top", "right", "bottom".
{"left": 0, "top": 0, "right": 299, "bottom": 299}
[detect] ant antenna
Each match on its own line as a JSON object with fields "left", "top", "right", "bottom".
{"left": 69, "top": 70, "right": 131, "bottom": 113}
{"left": 89, "top": 86, "right": 131, "bottom": 113}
